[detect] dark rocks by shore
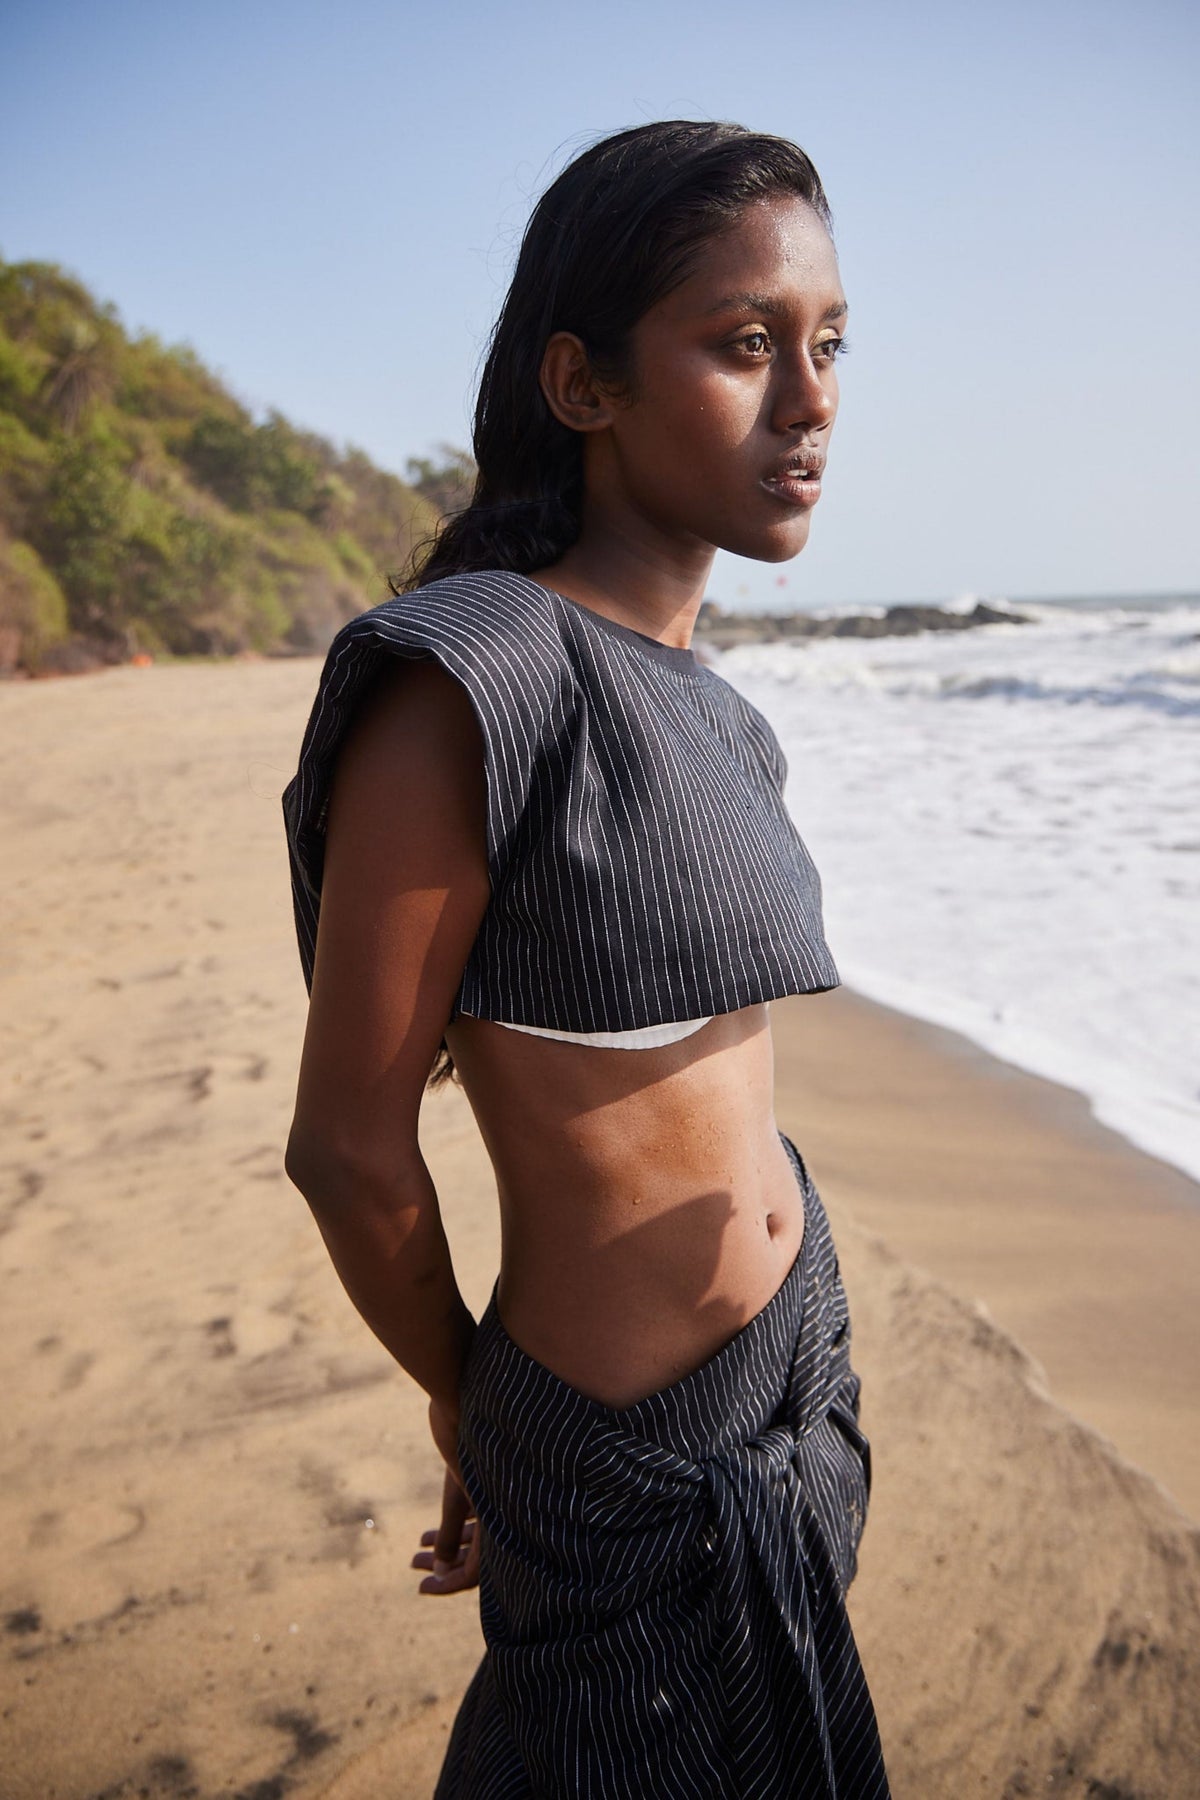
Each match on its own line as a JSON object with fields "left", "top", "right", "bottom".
{"left": 695, "top": 599, "right": 1031, "bottom": 651}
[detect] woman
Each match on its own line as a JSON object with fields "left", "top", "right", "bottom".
{"left": 284, "top": 121, "right": 890, "bottom": 1798}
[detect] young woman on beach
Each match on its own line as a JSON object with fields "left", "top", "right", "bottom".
{"left": 284, "top": 120, "right": 890, "bottom": 1798}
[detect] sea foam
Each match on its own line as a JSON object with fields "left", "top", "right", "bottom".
{"left": 718, "top": 600, "right": 1200, "bottom": 1185}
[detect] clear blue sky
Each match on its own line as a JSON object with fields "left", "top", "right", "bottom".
{"left": 3, "top": 0, "right": 1197, "bottom": 609}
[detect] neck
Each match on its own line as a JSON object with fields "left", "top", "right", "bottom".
{"left": 533, "top": 506, "right": 714, "bottom": 651}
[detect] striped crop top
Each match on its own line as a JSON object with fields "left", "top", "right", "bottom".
{"left": 283, "top": 570, "right": 839, "bottom": 1032}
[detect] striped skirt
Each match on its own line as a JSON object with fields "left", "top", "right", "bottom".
{"left": 435, "top": 1135, "right": 890, "bottom": 1798}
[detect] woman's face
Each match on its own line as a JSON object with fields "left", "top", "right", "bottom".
{"left": 593, "top": 193, "right": 847, "bottom": 567}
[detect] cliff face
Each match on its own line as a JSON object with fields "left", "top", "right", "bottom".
{"left": 0, "top": 258, "right": 438, "bottom": 673}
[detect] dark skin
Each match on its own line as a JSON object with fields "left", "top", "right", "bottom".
{"left": 285, "top": 195, "right": 847, "bottom": 1596}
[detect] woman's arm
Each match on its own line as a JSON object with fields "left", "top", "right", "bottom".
{"left": 284, "top": 654, "right": 491, "bottom": 1587}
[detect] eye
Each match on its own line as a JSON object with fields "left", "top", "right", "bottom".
{"left": 735, "top": 329, "right": 772, "bottom": 358}
{"left": 813, "top": 335, "right": 850, "bottom": 364}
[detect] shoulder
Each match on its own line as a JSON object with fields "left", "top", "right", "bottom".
{"left": 310, "top": 563, "right": 575, "bottom": 715}
{"left": 314, "top": 571, "right": 569, "bottom": 726}
{"left": 336, "top": 570, "right": 563, "bottom": 670}
{"left": 284, "top": 572, "right": 573, "bottom": 907}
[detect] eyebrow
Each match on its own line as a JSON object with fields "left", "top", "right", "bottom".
{"left": 704, "top": 292, "right": 849, "bottom": 323}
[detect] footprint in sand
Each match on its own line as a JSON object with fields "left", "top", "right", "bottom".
{"left": 27, "top": 1512, "right": 61, "bottom": 1549}
{"left": 0, "top": 1168, "right": 44, "bottom": 1236}
{"left": 232, "top": 1142, "right": 285, "bottom": 1183}
{"left": 186, "top": 1067, "right": 213, "bottom": 1102}
{"left": 134, "top": 1051, "right": 272, "bottom": 1109}
{"left": 27, "top": 1499, "right": 147, "bottom": 1557}
{"left": 59, "top": 1349, "right": 94, "bottom": 1393}
{"left": 5, "top": 1606, "right": 43, "bottom": 1636}
{"left": 299, "top": 1461, "right": 380, "bottom": 1567}
{"left": 205, "top": 1316, "right": 236, "bottom": 1358}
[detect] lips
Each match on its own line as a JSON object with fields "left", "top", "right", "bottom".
{"left": 761, "top": 454, "right": 824, "bottom": 508}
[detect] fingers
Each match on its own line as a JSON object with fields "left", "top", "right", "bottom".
{"left": 433, "top": 1467, "right": 469, "bottom": 1566}
{"left": 412, "top": 1468, "right": 480, "bottom": 1595}
{"left": 412, "top": 1521, "right": 476, "bottom": 1569}
{"left": 464, "top": 1515, "right": 482, "bottom": 1588}
{"left": 412, "top": 1525, "right": 480, "bottom": 1593}
{"left": 416, "top": 1522, "right": 476, "bottom": 1550}
{"left": 416, "top": 1552, "right": 477, "bottom": 1594}
{"left": 413, "top": 1443, "right": 482, "bottom": 1596}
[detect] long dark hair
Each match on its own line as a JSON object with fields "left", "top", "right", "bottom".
{"left": 406, "top": 120, "right": 831, "bottom": 1086}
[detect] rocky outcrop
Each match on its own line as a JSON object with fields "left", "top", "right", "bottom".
{"left": 696, "top": 599, "right": 1031, "bottom": 651}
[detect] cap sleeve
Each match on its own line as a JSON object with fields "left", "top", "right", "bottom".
{"left": 282, "top": 572, "right": 572, "bottom": 993}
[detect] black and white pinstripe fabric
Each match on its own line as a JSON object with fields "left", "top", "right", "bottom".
{"left": 436, "top": 1136, "right": 890, "bottom": 1800}
{"left": 282, "top": 570, "right": 839, "bottom": 1028}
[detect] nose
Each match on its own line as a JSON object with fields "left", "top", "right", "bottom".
{"left": 770, "top": 349, "right": 837, "bottom": 434}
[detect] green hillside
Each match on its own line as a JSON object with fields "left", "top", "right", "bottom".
{"left": 0, "top": 256, "right": 443, "bottom": 674}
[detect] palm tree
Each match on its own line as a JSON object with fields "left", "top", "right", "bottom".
{"left": 40, "top": 320, "right": 113, "bottom": 433}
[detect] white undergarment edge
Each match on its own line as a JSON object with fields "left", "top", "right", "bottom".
{"left": 491, "top": 1016, "right": 714, "bottom": 1050}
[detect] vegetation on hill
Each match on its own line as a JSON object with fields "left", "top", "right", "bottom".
{"left": 0, "top": 256, "right": 456, "bottom": 674}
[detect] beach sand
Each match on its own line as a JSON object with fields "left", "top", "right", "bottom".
{"left": 2, "top": 659, "right": 1197, "bottom": 1800}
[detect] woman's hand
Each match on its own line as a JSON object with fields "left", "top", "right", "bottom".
{"left": 412, "top": 1469, "right": 480, "bottom": 1595}
{"left": 412, "top": 1398, "right": 481, "bottom": 1595}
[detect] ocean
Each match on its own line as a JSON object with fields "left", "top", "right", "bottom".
{"left": 715, "top": 593, "right": 1200, "bottom": 1185}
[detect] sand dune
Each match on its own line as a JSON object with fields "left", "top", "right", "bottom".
{"left": 847, "top": 1231, "right": 1199, "bottom": 1797}
{"left": 1, "top": 661, "right": 1196, "bottom": 1799}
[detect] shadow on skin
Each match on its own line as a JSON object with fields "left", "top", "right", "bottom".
{"left": 445, "top": 999, "right": 766, "bottom": 1117}
{"left": 487, "top": 1180, "right": 763, "bottom": 1410}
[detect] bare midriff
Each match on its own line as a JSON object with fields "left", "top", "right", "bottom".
{"left": 442, "top": 1002, "right": 805, "bottom": 1409}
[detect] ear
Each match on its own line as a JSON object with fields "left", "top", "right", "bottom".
{"left": 538, "top": 331, "right": 618, "bottom": 434}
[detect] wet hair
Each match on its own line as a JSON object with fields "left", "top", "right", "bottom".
{"left": 406, "top": 120, "right": 831, "bottom": 1084}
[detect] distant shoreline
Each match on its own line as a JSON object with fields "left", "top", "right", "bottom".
{"left": 694, "top": 596, "right": 1030, "bottom": 649}
{"left": 10, "top": 585, "right": 1199, "bottom": 681}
